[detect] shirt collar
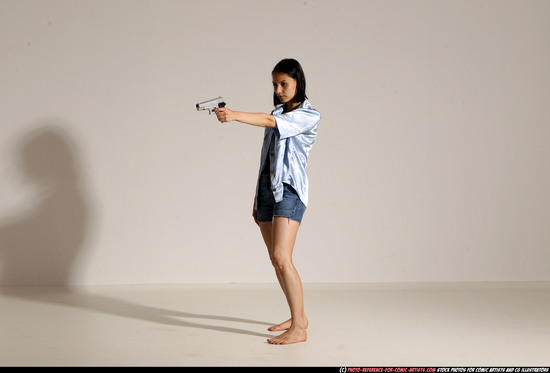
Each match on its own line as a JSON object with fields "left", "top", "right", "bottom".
{"left": 272, "top": 99, "right": 311, "bottom": 115}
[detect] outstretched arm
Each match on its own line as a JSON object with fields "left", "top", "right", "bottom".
{"left": 213, "top": 107, "right": 276, "bottom": 128}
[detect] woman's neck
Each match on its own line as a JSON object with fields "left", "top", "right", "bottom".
{"left": 283, "top": 100, "right": 301, "bottom": 113}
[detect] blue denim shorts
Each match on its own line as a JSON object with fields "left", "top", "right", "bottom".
{"left": 256, "top": 174, "right": 307, "bottom": 224}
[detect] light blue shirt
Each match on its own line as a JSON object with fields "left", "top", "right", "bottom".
{"left": 255, "top": 99, "right": 321, "bottom": 208}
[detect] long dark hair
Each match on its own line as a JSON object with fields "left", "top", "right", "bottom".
{"left": 272, "top": 58, "right": 308, "bottom": 107}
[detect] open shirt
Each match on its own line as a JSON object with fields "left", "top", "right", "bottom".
{"left": 255, "top": 99, "right": 321, "bottom": 208}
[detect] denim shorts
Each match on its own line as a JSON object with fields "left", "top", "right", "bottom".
{"left": 256, "top": 173, "right": 307, "bottom": 224}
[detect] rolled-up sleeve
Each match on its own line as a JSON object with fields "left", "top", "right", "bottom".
{"left": 273, "top": 108, "right": 321, "bottom": 139}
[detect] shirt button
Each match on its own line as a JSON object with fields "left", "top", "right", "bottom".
{"left": 272, "top": 188, "right": 277, "bottom": 192}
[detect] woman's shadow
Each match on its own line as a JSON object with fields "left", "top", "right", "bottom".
{"left": 0, "top": 124, "right": 272, "bottom": 339}
{"left": 0, "top": 125, "right": 88, "bottom": 286}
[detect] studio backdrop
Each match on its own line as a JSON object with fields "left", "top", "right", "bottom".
{"left": 1, "top": 0, "right": 549, "bottom": 286}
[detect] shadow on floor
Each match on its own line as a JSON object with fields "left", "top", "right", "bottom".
{"left": 0, "top": 124, "right": 273, "bottom": 340}
{"left": 0, "top": 286, "right": 274, "bottom": 339}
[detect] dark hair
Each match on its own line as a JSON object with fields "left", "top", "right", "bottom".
{"left": 272, "top": 58, "right": 308, "bottom": 107}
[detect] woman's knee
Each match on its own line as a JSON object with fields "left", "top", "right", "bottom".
{"left": 271, "top": 250, "right": 293, "bottom": 271}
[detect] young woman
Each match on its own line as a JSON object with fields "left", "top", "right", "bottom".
{"left": 214, "top": 58, "right": 321, "bottom": 345}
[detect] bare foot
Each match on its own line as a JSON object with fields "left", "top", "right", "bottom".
{"left": 268, "top": 317, "right": 308, "bottom": 332}
{"left": 268, "top": 318, "right": 292, "bottom": 331}
{"left": 267, "top": 326, "right": 307, "bottom": 345}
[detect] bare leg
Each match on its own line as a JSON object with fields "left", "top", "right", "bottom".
{"left": 259, "top": 221, "right": 287, "bottom": 298}
{"left": 265, "top": 217, "right": 308, "bottom": 345}
{"left": 259, "top": 222, "right": 300, "bottom": 332}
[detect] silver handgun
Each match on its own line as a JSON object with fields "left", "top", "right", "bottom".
{"left": 196, "top": 97, "right": 226, "bottom": 114}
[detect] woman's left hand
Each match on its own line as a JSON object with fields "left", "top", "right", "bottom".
{"left": 213, "top": 107, "right": 235, "bottom": 123}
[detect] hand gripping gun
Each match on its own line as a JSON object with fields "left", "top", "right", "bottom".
{"left": 196, "top": 97, "right": 226, "bottom": 114}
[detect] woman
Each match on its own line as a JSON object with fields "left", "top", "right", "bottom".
{"left": 214, "top": 58, "right": 321, "bottom": 345}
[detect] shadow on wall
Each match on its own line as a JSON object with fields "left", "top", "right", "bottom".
{"left": 0, "top": 125, "right": 274, "bottom": 340}
{"left": 0, "top": 125, "right": 89, "bottom": 286}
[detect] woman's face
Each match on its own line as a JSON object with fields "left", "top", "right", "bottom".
{"left": 272, "top": 72, "right": 297, "bottom": 104}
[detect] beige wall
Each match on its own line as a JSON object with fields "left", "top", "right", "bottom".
{"left": 1, "top": 0, "right": 549, "bottom": 285}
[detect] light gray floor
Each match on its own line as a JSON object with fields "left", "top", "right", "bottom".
{"left": 0, "top": 282, "right": 549, "bottom": 366}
